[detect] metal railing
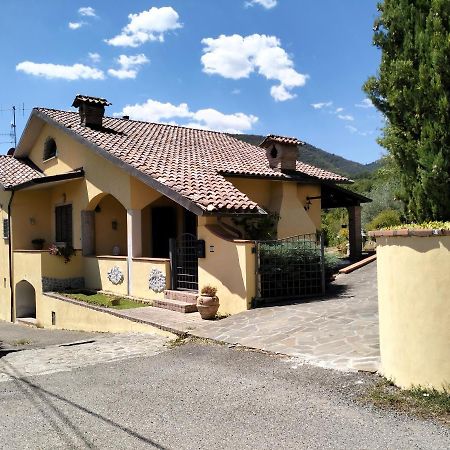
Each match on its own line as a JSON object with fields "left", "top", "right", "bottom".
{"left": 255, "top": 232, "right": 325, "bottom": 303}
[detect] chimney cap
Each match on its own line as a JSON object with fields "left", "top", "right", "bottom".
{"left": 72, "top": 94, "right": 111, "bottom": 108}
{"left": 259, "top": 134, "right": 303, "bottom": 148}
{"left": 122, "top": 115, "right": 130, "bottom": 120}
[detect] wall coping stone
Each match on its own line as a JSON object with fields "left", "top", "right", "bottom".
{"left": 369, "top": 229, "right": 450, "bottom": 238}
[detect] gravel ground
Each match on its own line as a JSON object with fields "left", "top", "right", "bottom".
{"left": 0, "top": 341, "right": 448, "bottom": 450}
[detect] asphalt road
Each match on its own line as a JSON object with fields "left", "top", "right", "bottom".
{"left": 0, "top": 340, "right": 448, "bottom": 450}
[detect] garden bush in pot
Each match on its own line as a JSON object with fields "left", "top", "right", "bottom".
{"left": 197, "top": 285, "right": 219, "bottom": 320}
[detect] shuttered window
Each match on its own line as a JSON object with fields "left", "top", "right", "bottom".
{"left": 55, "top": 205, "right": 72, "bottom": 244}
{"left": 3, "top": 218, "right": 9, "bottom": 239}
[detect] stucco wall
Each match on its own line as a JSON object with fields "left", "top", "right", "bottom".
{"left": 39, "top": 294, "right": 174, "bottom": 336}
{"left": 375, "top": 234, "right": 450, "bottom": 391}
{"left": 228, "top": 177, "right": 320, "bottom": 239}
{"left": 197, "top": 217, "right": 256, "bottom": 315}
{"left": 84, "top": 256, "right": 128, "bottom": 296}
{"left": 0, "top": 190, "right": 12, "bottom": 320}
{"left": 94, "top": 195, "right": 128, "bottom": 256}
{"left": 131, "top": 258, "right": 170, "bottom": 300}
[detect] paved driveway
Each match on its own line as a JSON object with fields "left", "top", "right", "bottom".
{"left": 194, "top": 262, "right": 379, "bottom": 372}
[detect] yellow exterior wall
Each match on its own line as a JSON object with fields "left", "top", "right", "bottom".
{"left": 376, "top": 235, "right": 450, "bottom": 392}
{"left": 0, "top": 191, "right": 12, "bottom": 320}
{"left": 84, "top": 256, "right": 129, "bottom": 296}
{"left": 131, "top": 258, "right": 170, "bottom": 300}
{"left": 297, "top": 184, "right": 321, "bottom": 230}
{"left": 272, "top": 182, "right": 316, "bottom": 238}
{"left": 197, "top": 217, "right": 256, "bottom": 315}
{"left": 228, "top": 177, "right": 319, "bottom": 238}
{"left": 94, "top": 195, "right": 128, "bottom": 256}
{"left": 12, "top": 190, "right": 52, "bottom": 250}
{"left": 39, "top": 294, "right": 174, "bottom": 336}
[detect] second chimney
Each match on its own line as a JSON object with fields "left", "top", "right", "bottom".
{"left": 72, "top": 94, "right": 111, "bottom": 129}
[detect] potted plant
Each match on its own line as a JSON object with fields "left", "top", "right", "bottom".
{"left": 31, "top": 238, "right": 45, "bottom": 250}
{"left": 197, "top": 285, "right": 219, "bottom": 320}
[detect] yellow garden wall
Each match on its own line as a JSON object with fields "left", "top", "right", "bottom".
{"left": 84, "top": 256, "right": 128, "bottom": 296}
{"left": 39, "top": 294, "right": 174, "bottom": 336}
{"left": 131, "top": 258, "right": 170, "bottom": 300}
{"left": 197, "top": 217, "right": 256, "bottom": 315}
{"left": 374, "top": 233, "right": 450, "bottom": 392}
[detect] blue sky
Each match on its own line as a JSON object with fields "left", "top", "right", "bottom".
{"left": 0, "top": 0, "right": 383, "bottom": 163}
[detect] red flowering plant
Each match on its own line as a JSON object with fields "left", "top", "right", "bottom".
{"left": 48, "top": 243, "right": 76, "bottom": 263}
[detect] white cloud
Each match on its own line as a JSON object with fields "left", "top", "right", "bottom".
{"left": 245, "top": 0, "right": 277, "bottom": 9}
{"left": 355, "top": 98, "right": 374, "bottom": 108}
{"left": 16, "top": 61, "right": 105, "bottom": 80}
{"left": 201, "top": 34, "right": 307, "bottom": 102}
{"left": 106, "top": 6, "right": 182, "bottom": 47}
{"left": 232, "top": 89, "right": 241, "bottom": 95}
{"left": 335, "top": 107, "right": 344, "bottom": 113}
{"left": 78, "top": 6, "right": 96, "bottom": 17}
{"left": 69, "top": 21, "right": 85, "bottom": 30}
{"left": 345, "top": 125, "right": 357, "bottom": 133}
{"left": 88, "top": 52, "right": 101, "bottom": 63}
{"left": 311, "top": 101, "right": 332, "bottom": 110}
{"left": 338, "top": 114, "right": 354, "bottom": 121}
{"left": 116, "top": 98, "right": 258, "bottom": 133}
{"left": 108, "top": 54, "right": 149, "bottom": 79}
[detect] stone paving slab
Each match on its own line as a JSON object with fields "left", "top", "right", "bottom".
{"left": 118, "top": 305, "right": 203, "bottom": 334}
{"left": 193, "top": 262, "right": 380, "bottom": 372}
{"left": 0, "top": 333, "right": 171, "bottom": 382}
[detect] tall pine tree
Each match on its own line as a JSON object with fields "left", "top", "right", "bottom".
{"left": 364, "top": 0, "right": 450, "bottom": 221}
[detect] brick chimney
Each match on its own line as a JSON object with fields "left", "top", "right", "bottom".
{"left": 72, "top": 94, "right": 111, "bottom": 129}
{"left": 259, "top": 135, "right": 302, "bottom": 172}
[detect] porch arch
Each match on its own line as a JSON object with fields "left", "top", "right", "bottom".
{"left": 15, "top": 280, "right": 36, "bottom": 319}
{"left": 82, "top": 193, "right": 128, "bottom": 256}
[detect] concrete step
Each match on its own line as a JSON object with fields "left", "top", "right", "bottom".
{"left": 15, "top": 317, "right": 38, "bottom": 327}
{"left": 164, "top": 290, "right": 198, "bottom": 303}
{"left": 153, "top": 299, "right": 198, "bottom": 314}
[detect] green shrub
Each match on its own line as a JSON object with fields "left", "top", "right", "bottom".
{"left": 367, "top": 209, "right": 402, "bottom": 230}
{"left": 258, "top": 240, "right": 338, "bottom": 297}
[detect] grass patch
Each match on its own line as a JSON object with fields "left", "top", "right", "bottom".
{"left": 63, "top": 291, "right": 146, "bottom": 310}
{"left": 12, "top": 339, "right": 31, "bottom": 346}
{"left": 366, "top": 378, "right": 450, "bottom": 427}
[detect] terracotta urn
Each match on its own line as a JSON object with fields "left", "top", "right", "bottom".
{"left": 197, "top": 295, "right": 219, "bottom": 320}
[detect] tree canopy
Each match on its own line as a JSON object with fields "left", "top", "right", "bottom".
{"left": 364, "top": 0, "right": 450, "bottom": 221}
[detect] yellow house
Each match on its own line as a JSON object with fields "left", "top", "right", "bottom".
{"left": 0, "top": 95, "right": 368, "bottom": 325}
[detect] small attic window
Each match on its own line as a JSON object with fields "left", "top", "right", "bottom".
{"left": 43, "top": 137, "right": 57, "bottom": 161}
{"left": 270, "top": 146, "right": 278, "bottom": 159}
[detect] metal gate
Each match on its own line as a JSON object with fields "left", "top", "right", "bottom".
{"left": 254, "top": 232, "right": 325, "bottom": 304}
{"left": 169, "top": 233, "right": 199, "bottom": 291}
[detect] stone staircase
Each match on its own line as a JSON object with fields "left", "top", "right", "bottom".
{"left": 153, "top": 290, "right": 198, "bottom": 313}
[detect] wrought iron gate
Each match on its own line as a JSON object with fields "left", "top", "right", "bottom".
{"left": 254, "top": 233, "right": 325, "bottom": 304}
{"left": 169, "top": 233, "right": 199, "bottom": 291}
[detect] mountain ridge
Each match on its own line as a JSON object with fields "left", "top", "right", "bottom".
{"left": 232, "top": 134, "right": 382, "bottom": 178}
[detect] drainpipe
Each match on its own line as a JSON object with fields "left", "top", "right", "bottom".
{"left": 7, "top": 190, "right": 15, "bottom": 323}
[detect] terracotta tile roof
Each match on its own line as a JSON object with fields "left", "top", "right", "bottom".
{"left": 0, "top": 156, "right": 44, "bottom": 188}
{"left": 34, "top": 108, "right": 350, "bottom": 213}
{"left": 260, "top": 134, "right": 304, "bottom": 147}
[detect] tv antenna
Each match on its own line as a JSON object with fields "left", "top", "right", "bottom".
{"left": 0, "top": 104, "right": 25, "bottom": 149}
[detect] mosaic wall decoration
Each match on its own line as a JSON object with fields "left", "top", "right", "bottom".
{"left": 107, "top": 266, "right": 124, "bottom": 285}
{"left": 149, "top": 268, "right": 166, "bottom": 293}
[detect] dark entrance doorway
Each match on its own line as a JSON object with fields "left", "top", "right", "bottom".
{"left": 170, "top": 233, "right": 199, "bottom": 291}
{"left": 152, "top": 207, "right": 177, "bottom": 258}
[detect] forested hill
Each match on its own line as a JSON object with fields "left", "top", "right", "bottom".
{"left": 231, "top": 134, "right": 381, "bottom": 178}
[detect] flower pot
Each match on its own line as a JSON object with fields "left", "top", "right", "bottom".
{"left": 197, "top": 295, "right": 219, "bottom": 320}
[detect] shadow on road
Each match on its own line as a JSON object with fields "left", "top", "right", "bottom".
{"left": 1, "top": 358, "right": 168, "bottom": 449}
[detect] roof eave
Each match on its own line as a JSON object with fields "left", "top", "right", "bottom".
{"left": 16, "top": 109, "right": 207, "bottom": 216}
